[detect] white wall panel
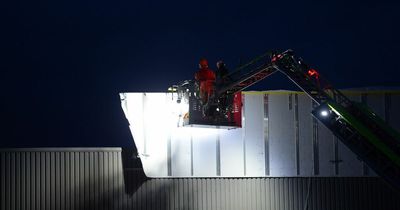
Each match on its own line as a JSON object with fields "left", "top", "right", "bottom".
{"left": 192, "top": 128, "right": 218, "bottom": 176}
{"left": 142, "top": 93, "right": 169, "bottom": 176}
{"left": 219, "top": 128, "right": 244, "bottom": 176}
{"left": 123, "top": 93, "right": 145, "bottom": 156}
{"left": 243, "top": 94, "right": 265, "bottom": 176}
{"left": 317, "top": 123, "right": 335, "bottom": 176}
{"left": 268, "top": 94, "right": 296, "bottom": 176}
{"left": 298, "top": 94, "right": 313, "bottom": 176}
{"left": 170, "top": 127, "right": 192, "bottom": 177}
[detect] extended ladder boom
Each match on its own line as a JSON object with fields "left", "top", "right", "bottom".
{"left": 220, "top": 49, "right": 400, "bottom": 190}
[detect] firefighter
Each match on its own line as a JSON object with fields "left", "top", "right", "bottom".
{"left": 216, "top": 60, "right": 230, "bottom": 86}
{"left": 215, "top": 60, "right": 232, "bottom": 114}
{"left": 195, "top": 58, "right": 216, "bottom": 105}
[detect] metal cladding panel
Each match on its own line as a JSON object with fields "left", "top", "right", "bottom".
{"left": 0, "top": 148, "right": 124, "bottom": 210}
{"left": 243, "top": 93, "right": 265, "bottom": 176}
{"left": 170, "top": 128, "right": 192, "bottom": 177}
{"left": 219, "top": 127, "right": 244, "bottom": 176}
{"left": 141, "top": 93, "right": 169, "bottom": 176}
{"left": 192, "top": 128, "right": 218, "bottom": 176}
{"left": 120, "top": 90, "right": 400, "bottom": 177}
{"left": 298, "top": 94, "right": 313, "bottom": 176}
{"left": 1, "top": 149, "right": 400, "bottom": 210}
{"left": 268, "top": 93, "right": 296, "bottom": 176}
{"left": 316, "top": 115, "right": 335, "bottom": 176}
{"left": 122, "top": 93, "right": 145, "bottom": 155}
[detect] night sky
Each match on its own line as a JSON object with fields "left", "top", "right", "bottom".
{"left": 2, "top": 1, "right": 400, "bottom": 148}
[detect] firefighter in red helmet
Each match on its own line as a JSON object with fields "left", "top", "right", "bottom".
{"left": 195, "top": 58, "right": 216, "bottom": 105}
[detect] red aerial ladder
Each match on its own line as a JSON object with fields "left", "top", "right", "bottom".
{"left": 170, "top": 49, "right": 400, "bottom": 191}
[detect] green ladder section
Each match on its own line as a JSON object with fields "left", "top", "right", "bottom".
{"left": 215, "top": 49, "right": 400, "bottom": 190}
{"left": 273, "top": 50, "right": 400, "bottom": 190}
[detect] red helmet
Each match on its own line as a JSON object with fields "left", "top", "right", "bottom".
{"left": 199, "top": 58, "right": 209, "bottom": 69}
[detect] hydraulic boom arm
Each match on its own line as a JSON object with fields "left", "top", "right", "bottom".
{"left": 221, "top": 49, "right": 400, "bottom": 190}
{"left": 170, "top": 49, "right": 400, "bottom": 190}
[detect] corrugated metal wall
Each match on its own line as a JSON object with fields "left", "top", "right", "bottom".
{"left": 1, "top": 148, "right": 400, "bottom": 210}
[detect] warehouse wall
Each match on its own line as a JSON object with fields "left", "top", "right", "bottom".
{"left": 1, "top": 148, "right": 400, "bottom": 210}
{"left": 120, "top": 90, "right": 400, "bottom": 177}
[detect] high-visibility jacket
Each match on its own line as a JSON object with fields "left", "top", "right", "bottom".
{"left": 195, "top": 68, "right": 216, "bottom": 104}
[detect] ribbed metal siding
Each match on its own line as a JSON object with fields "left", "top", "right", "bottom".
{"left": 0, "top": 148, "right": 124, "bottom": 210}
{"left": 1, "top": 149, "right": 400, "bottom": 210}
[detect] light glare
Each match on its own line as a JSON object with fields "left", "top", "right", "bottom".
{"left": 320, "top": 110, "right": 329, "bottom": 117}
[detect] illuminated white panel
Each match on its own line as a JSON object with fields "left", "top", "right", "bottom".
{"left": 170, "top": 127, "right": 192, "bottom": 176}
{"left": 243, "top": 94, "right": 265, "bottom": 176}
{"left": 121, "top": 93, "right": 145, "bottom": 156}
{"left": 219, "top": 128, "right": 244, "bottom": 176}
{"left": 268, "top": 94, "right": 296, "bottom": 176}
{"left": 141, "top": 93, "right": 169, "bottom": 176}
{"left": 192, "top": 128, "right": 218, "bottom": 176}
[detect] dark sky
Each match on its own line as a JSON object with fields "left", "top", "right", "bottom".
{"left": 2, "top": 0, "right": 400, "bottom": 147}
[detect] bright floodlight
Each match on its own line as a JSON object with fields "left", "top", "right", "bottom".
{"left": 320, "top": 110, "right": 329, "bottom": 117}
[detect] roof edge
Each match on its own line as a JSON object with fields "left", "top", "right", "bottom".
{"left": 0, "top": 147, "right": 122, "bottom": 152}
